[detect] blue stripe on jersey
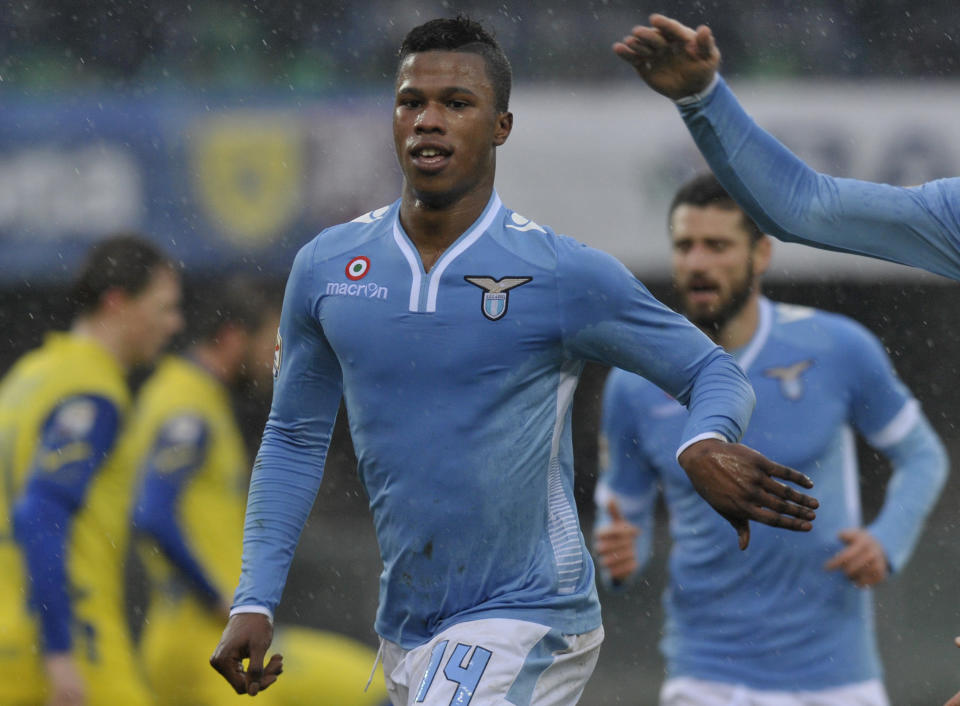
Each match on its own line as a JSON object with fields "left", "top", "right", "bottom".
{"left": 12, "top": 394, "right": 120, "bottom": 652}
{"left": 133, "top": 415, "right": 220, "bottom": 604}
{"left": 679, "top": 76, "right": 960, "bottom": 280}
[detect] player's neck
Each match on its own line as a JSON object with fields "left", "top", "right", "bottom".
{"left": 399, "top": 181, "right": 494, "bottom": 273}
{"left": 71, "top": 316, "right": 131, "bottom": 370}
{"left": 713, "top": 294, "right": 761, "bottom": 351}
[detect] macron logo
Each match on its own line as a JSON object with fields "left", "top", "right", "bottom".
{"left": 326, "top": 281, "right": 389, "bottom": 300}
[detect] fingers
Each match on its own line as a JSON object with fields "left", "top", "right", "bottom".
{"left": 955, "top": 636, "right": 960, "bottom": 649}
{"left": 824, "top": 530, "right": 887, "bottom": 586}
{"left": 245, "top": 641, "right": 269, "bottom": 696}
{"left": 761, "top": 459, "right": 816, "bottom": 493}
{"left": 734, "top": 520, "right": 750, "bottom": 550}
{"left": 744, "top": 505, "right": 813, "bottom": 533}
{"left": 607, "top": 499, "right": 624, "bottom": 523}
{"left": 257, "top": 653, "right": 284, "bottom": 691}
{"left": 758, "top": 476, "right": 819, "bottom": 515}
{"left": 648, "top": 14, "right": 696, "bottom": 42}
{"left": 209, "top": 646, "right": 248, "bottom": 695}
{"left": 693, "top": 25, "right": 717, "bottom": 60}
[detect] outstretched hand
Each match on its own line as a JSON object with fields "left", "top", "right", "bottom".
{"left": 614, "top": 14, "right": 720, "bottom": 100}
{"left": 210, "top": 612, "right": 283, "bottom": 696}
{"left": 677, "top": 438, "right": 818, "bottom": 550}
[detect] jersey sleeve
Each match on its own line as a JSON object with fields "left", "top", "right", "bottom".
{"left": 132, "top": 414, "right": 221, "bottom": 604}
{"left": 557, "top": 238, "right": 755, "bottom": 450}
{"left": 678, "top": 76, "right": 960, "bottom": 281}
{"left": 593, "top": 369, "right": 658, "bottom": 586}
{"left": 842, "top": 322, "right": 949, "bottom": 572}
{"left": 11, "top": 394, "right": 121, "bottom": 653}
{"left": 231, "top": 239, "right": 344, "bottom": 619}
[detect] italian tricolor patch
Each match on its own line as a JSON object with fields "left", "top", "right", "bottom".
{"left": 346, "top": 256, "right": 370, "bottom": 280}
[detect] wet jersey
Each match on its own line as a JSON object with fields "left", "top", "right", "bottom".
{"left": 597, "top": 298, "right": 947, "bottom": 690}
{"left": 233, "top": 191, "right": 758, "bottom": 649}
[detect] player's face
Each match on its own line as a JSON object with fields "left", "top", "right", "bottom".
{"left": 394, "top": 50, "right": 512, "bottom": 208}
{"left": 670, "top": 204, "right": 768, "bottom": 331}
{"left": 122, "top": 266, "right": 184, "bottom": 365}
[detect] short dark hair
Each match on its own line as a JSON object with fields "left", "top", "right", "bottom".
{"left": 398, "top": 16, "right": 512, "bottom": 113}
{"left": 187, "top": 275, "right": 280, "bottom": 344}
{"left": 71, "top": 234, "right": 173, "bottom": 316}
{"left": 668, "top": 172, "right": 764, "bottom": 244}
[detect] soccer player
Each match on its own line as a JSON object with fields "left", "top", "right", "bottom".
{"left": 130, "top": 278, "right": 389, "bottom": 705}
{"left": 614, "top": 18, "right": 960, "bottom": 702}
{"left": 209, "top": 17, "right": 821, "bottom": 705}
{"left": 613, "top": 14, "right": 960, "bottom": 281}
{"left": 0, "top": 235, "right": 183, "bottom": 706}
{"left": 593, "top": 173, "right": 948, "bottom": 705}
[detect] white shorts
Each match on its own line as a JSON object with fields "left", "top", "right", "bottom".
{"left": 660, "top": 676, "right": 890, "bottom": 706}
{"left": 379, "top": 618, "right": 603, "bottom": 706}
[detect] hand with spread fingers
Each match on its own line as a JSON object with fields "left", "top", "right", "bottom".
{"left": 824, "top": 529, "right": 889, "bottom": 588}
{"left": 677, "top": 438, "right": 818, "bottom": 550}
{"left": 594, "top": 499, "right": 641, "bottom": 582}
{"left": 210, "top": 613, "right": 283, "bottom": 697}
{"left": 613, "top": 13, "right": 720, "bottom": 100}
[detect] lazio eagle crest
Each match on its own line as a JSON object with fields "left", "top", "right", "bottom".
{"left": 464, "top": 276, "right": 532, "bottom": 321}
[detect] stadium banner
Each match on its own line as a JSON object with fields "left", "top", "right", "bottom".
{"left": 1, "top": 81, "right": 957, "bottom": 283}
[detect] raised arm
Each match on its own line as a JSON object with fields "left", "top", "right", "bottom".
{"left": 616, "top": 14, "right": 960, "bottom": 281}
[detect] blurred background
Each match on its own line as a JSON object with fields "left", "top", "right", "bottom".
{"left": 1, "top": 1, "right": 959, "bottom": 703}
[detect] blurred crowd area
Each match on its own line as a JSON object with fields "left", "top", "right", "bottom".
{"left": 2, "top": 0, "right": 958, "bottom": 92}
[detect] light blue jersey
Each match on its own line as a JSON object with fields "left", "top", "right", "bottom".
{"left": 596, "top": 298, "right": 947, "bottom": 690}
{"left": 232, "top": 191, "right": 757, "bottom": 649}
{"left": 678, "top": 76, "right": 960, "bottom": 281}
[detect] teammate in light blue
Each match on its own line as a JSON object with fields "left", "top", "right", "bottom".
{"left": 209, "top": 18, "right": 821, "bottom": 705}
{"left": 594, "top": 173, "right": 948, "bottom": 705}
{"left": 614, "top": 18, "right": 960, "bottom": 704}
{"left": 613, "top": 14, "right": 960, "bottom": 282}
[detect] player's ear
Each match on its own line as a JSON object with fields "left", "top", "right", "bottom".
{"left": 753, "top": 235, "right": 772, "bottom": 276}
{"left": 493, "top": 111, "right": 513, "bottom": 146}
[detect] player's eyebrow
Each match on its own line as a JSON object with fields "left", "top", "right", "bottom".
{"left": 396, "top": 85, "right": 479, "bottom": 99}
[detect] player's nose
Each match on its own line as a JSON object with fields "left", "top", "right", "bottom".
{"left": 415, "top": 101, "right": 445, "bottom": 133}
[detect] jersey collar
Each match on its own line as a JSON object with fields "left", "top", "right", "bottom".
{"left": 391, "top": 191, "right": 504, "bottom": 314}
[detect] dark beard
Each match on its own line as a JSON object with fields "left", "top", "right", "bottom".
{"left": 680, "top": 266, "right": 756, "bottom": 341}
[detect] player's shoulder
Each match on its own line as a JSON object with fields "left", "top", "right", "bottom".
{"left": 769, "top": 300, "right": 881, "bottom": 353}
{"left": 299, "top": 201, "right": 399, "bottom": 265}
{"left": 36, "top": 334, "right": 129, "bottom": 405}
{"left": 484, "top": 204, "right": 561, "bottom": 270}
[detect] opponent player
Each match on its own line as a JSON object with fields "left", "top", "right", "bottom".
{"left": 210, "top": 18, "right": 821, "bottom": 704}
{"left": 613, "top": 14, "right": 960, "bottom": 281}
{"left": 130, "top": 278, "right": 389, "bottom": 705}
{"left": 594, "top": 173, "right": 948, "bottom": 705}
{"left": 0, "top": 235, "right": 183, "bottom": 705}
